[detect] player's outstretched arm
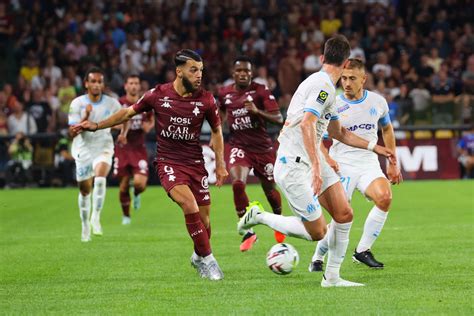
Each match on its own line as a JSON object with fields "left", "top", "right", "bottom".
{"left": 327, "top": 119, "right": 396, "bottom": 165}
{"left": 210, "top": 125, "right": 229, "bottom": 187}
{"left": 72, "top": 106, "right": 137, "bottom": 134}
{"left": 300, "top": 112, "right": 322, "bottom": 196}
{"left": 381, "top": 123, "right": 402, "bottom": 184}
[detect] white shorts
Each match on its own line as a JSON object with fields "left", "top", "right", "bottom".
{"left": 338, "top": 162, "right": 387, "bottom": 201}
{"left": 274, "top": 154, "right": 339, "bottom": 222}
{"left": 74, "top": 147, "right": 113, "bottom": 182}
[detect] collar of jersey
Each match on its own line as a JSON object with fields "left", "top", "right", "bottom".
{"left": 340, "top": 90, "right": 367, "bottom": 104}
{"left": 319, "top": 70, "right": 336, "bottom": 89}
{"left": 85, "top": 94, "right": 104, "bottom": 106}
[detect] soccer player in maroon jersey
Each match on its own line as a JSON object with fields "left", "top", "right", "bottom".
{"left": 217, "top": 56, "right": 285, "bottom": 252}
{"left": 72, "top": 49, "right": 228, "bottom": 281}
{"left": 114, "top": 75, "right": 154, "bottom": 225}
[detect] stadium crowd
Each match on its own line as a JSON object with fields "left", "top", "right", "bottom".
{"left": 0, "top": 0, "right": 473, "bottom": 186}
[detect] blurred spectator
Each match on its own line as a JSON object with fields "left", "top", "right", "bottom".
{"left": 301, "top": 20, "right": 324, "bottom": 44}
{"left": 426, "top": 47, "right": 443, "bottom": 73}
{"left": 303, "top": 41, "right": 323, "bottom": 77}
{"left": 457, "top": 128, "right": 474, "bottom": 179}
{"left": 57, "top": 78, "right": 76, "bottom": 128}
{"left": 53, "top": 135, "right": 75, "bottom": 186}
{"left": 65, "top": 33, "right": 88, "bottom": 62}
{"left": 2, "top": 84, "right": 17, "bottom": 111}
{"left": 278, "top": 47, "right": 303, "bottom": 99}
{"left": 242, "top": 8, "right": 265, "bottom": 36}
{"left": 462, "top": 55, "right": 474, "bottom": 94}
{"left": 6, "top": 133, "right": 33, "bottom": 188}
{"left": 253, "top": 65, "right": 277, "bottom": 92}
{"left": 19, "top": 55, "right": 40, "bottom": 83}
{"left": 242, "top": 27, "right": 266, "bottom": 54}
{"left": 391, "top": 83, "right": 413, "bottom": 125}
{"left": 372, "top": 52, "right": 391, "bottom": 80}
{"left": 320, "top": 9, "right": 341, "bottom": 37}
{"left": 409, "top": 81, "right": 432, "bottom": 125}
{"left": 430, "top": 69, "right": 455, "bottom": 124}
{"left": 7, "top": 100, "right": 37, "bottom": 135}
{"left": 27, "top": 89, "right": 54, "bottom": 133}
{"left": 0, "top": 112, "right": 7, "bottom": 135}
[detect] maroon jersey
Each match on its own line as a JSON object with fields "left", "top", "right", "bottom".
{"left": 218, "top": 82, "right": 279, "bottom": 153}
{"left": 118, "top": 96, "right": 152, "bottom": 148}
{"left": 132, "top": 82, "right": 221, "bottom": 164}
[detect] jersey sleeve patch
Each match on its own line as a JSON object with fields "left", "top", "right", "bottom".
{"left": 316, "top": 90, "right": 328, "bottom": 105}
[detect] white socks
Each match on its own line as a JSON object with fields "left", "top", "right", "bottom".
{"left": 356, "top": 206, "right": 388, "bottom": 253}
{"left": 312, "top": 223, "right": 330, "bottom": 262}
{"left": 325, "top": 220, "right": 352, "bottom": 281}
{"left": 92, "top": 177, "right": 107, "bottom": 219}
{"left": 78, "top": 193, "right": 91, "bottom": 224}
{"left": 258, "top": 212, "right": 313, "bottom": 241}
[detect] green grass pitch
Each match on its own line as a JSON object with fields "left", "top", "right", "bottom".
{"left": 1, "top": 180, "right": 473, "bottom": 314}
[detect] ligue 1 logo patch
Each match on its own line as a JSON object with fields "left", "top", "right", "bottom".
{"left": 316, "top": 90, "right": 328, "bottom": 105}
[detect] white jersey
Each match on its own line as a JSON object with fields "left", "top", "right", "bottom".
{"left": 68, "top": 94, "right": 121, "bottom": 160}
{"left": 330, "top": 90, "right": 391, "bottom": 165}
{"left": 278, "top": 71, "right": 338, "bottom": 163}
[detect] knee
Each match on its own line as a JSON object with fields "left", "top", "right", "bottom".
{"left": 134, "top": 183, "right": 146, "bottom": 194}
{"left": 176, "top": 199, "right": 198, "bottom": 213}
{"left": 309, "top": 225, "right": 327, "bottom": 241}
{"left": 375, "top": 191, "right": 392, "bottom": 210}
{"left": 333, "top": 205, "right": 353, "bottom": 223}
{"left": 79, "top": 188, "right": 90, "bottom": 196}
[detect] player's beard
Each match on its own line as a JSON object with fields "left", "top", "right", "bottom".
{"left": 182, "top": 76, "right": 197, "bottom": 93}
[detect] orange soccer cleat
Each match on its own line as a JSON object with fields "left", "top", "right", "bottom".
{"left": 240, "top": 232, "right": 258, "bottom": 252}
{"left": 274, "top": 230, "right": 286, "bottom": 243}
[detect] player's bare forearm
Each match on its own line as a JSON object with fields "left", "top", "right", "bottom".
{"left": 210, "top": 125, "right": 228, "bottom": 186}
{"left": 210, "top": 125, "right": 225, "bottom": 168}
{"left": 300, "top": 114, "right": 320, "bottom": 167}
{"left": 382, "top": 124, "right": 397, "bottom": 160}
{"left": 257, "top": 111, "right": 284, "bottom": 125}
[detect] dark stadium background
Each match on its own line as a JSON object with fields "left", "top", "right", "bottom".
{"left": 0, "top": 0, "right": 472, "bottom": 188}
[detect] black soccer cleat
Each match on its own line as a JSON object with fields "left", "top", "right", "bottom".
{"left": 308, "top": 260, "right": 324, "bottom": 272}
{"left": 352, "top": 249, "right": 384, "bottom": 268}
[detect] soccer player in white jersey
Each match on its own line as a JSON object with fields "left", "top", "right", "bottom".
{"left": 310, "top": 59, "right": 402, "bottom": 270}
{"left": 68, "top": 67, "right": 122, "bottom": 242}
{"left": 237, "top": 35, "right": 396, "bottom": 287}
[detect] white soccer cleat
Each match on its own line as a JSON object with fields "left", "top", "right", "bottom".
{"left": 321, "top": 275, "right": 365, "bottom": 288}
{"left": 133, "top": 194, "right": 141, "bottom": 211}
{"left": 201, "top": 254, "right": 224, "bottom": 281}
{"left": 90, "top": 213, "right": 103, "bottom": 236}
{"left": 190, "top": 253, "right": 207, "bottom": 278}
{"left": 122, "top": 216, "right": 131, "bottom": 225}
{"left": 237, "top": 201, "right": 264, "bottom": 235}
{"left": 81, "top": 222, "right": 91, "bottom": 242}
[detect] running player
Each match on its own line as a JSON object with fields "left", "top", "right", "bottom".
{"left": 114, "top": 74, "right": 154, "bottom": 225}
{"left": 218, "top": 56, "right": 284, "bottom": 252}
{"left": 309, "top": 59, "right": 402, "bottom": 270}
{"left": 68, "top": 67, "right": 122, "bottom": 242}
{"left": 72, "top": 49, "right": 228, "bottom": 281}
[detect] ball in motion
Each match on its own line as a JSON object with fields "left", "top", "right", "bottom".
{"left": 266, "top": 243, "right": 299, "bottom": 275}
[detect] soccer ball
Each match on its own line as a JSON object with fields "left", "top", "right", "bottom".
{"left": 266, "top": 243, "right": 299, "bottom": 275}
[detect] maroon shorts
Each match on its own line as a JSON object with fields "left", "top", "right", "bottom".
{"left": 228, "top": 146, "right": 276, "bottom": 182}
{"left": 113, "top": 146, "right": 149, "bottom": 178}
{"left": 155, "top": 160, "right": 211, "bottom": 206}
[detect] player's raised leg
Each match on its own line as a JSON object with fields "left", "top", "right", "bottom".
{"left": 318, "top": 182, "right": 364, "bottom": 287}
{"left": 119, "top": 175, "right": 131, "bottom": 225}
{"left": 353, "top": 177, "right": 392, "bottom": 268}
{"left": 170, "top": 185, "right": 223, "bottom": 281}
{"left": 90, "top": 161, "right": 111, "bottom": 236}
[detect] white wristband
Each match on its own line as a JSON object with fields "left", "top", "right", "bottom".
{"left": 367, "top": 140, "right": 377, "bottom": 152}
